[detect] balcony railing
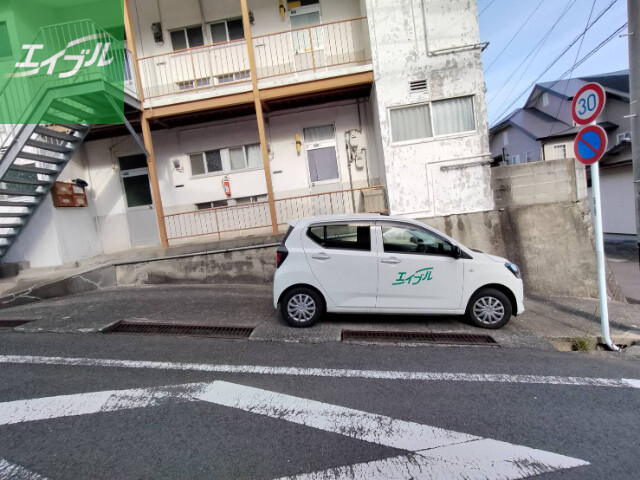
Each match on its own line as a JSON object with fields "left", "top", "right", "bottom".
{"left": 136, "top": 17, "right": 370, "bottom": 101}
{"left": 253, "top": 17, "right": 369, "bottom": 79}
{"left": 164, "top": 185, "right": 387, "bottom": 242}
{"left": 137, "top": 39, "right": 251, "bottom": 100}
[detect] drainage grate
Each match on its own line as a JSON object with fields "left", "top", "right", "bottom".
{"left": 104, "top": 321, "right": 254, "bottom": 339}
{"left": 0, "top": 319, "right": 35, "bottom": 328}
{"left": 341, "top": 330, "right": 498, "bottom": 345}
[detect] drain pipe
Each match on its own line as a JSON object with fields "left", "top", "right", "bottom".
{"left": 344, "top": 132, "right": 356, "bottom": 209}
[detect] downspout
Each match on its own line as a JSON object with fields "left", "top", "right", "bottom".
{"left": 357, "top": 99, "right": 371, "bottom": 187}
{"left": 344, "top": 132, "right": 356, "bottom": 209}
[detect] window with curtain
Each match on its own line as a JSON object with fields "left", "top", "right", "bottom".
{"left": 190, "top": 144, "right": 262, "bottom": 177}
{"left": 431, "top": 96, "right": 475, "bottom": 136}
{"left": 390, "top": 104, "right": 433, "bottom": 143}
{"left": 303, "top": 125, "right": 334, "bottom": 143}
{"left": 390, "top": 96, "right": 475, "bottom": 143}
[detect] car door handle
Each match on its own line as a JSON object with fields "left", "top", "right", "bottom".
{"left": 381, "top": 257, "right": 401, "bottom": 264}
{"left": 311, "top": 253, "right": 331, "bottom": 260}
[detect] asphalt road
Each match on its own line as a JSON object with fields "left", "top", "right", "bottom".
{"left": 0, "top": 331, "right": 639, "bottom": 479}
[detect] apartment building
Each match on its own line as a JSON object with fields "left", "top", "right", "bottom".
{"left": 0, "top": 0, "right": 491, "bottom": 268}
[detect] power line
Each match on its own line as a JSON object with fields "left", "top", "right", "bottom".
{"left": 546, "top": 0, "right": 597, "bottom": 137}
{"left": 491, "top": 0, "right": 620, "bottom": 123}
{"left": 479, "top": 0, "right": 497, "bottom": 17}
{"left": 487, "top": 0, "right": 578, "bottom": 107}
{"left": 492, "top": 22, "right": 628, "bottom": 125}
{"left": 484, "top": 0, "right": 546, "bottom": 74}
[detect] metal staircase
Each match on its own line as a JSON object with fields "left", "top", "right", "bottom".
{"left": 0, "top": 19, "right": 138, "bottom": 262}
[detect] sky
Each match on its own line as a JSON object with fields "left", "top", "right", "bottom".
{"left": 478, "top": 0, "right": 630, "bottom": 126}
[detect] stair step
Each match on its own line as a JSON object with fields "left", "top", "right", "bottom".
{"left": 25, "top": 139, "right": 74, "bottom": 154}
{"left": 0, "top": 212, "right": 30, "bottom": 218}
{"left": 0, "top": 222, "right": 24, "bottom": 229}
{"left": 50, "top": 100, "right": 91, "bottom": 122}
{"left": 0, "top": 233, "right": 16, "bottom": 239}
{"left": 34, "top": 126, "right": 80, "bottom": 143}
{"left": 41, "top": 112, "right": 76, "bottom": 125}
{"left": 0, "top": 200, "right": 38, "bottom": 207}
{"left": 71, "top": 94, "right": 110, "bottom": 112}
{"left": 1, "top": 177, "right": 50, "bottom": 186}
{"left": 0, "top": 188, "right": 44, "bottom": 196}
{"left": 16, "top": 152, "right": 67, "bottom": 164}
{"left": 9, "top": 164, "right": 59, "bottom": 175}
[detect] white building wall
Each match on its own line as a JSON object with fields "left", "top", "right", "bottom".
{"left": 4, "top": 150, "right": 103, "bottom": 268}
{"left": 365, "top": 0, "right": 491, "bottom": 217}
{"left": 593, "top": 165, "right": 636, "bottom": 235}
{"left": 76, "top": 100, "right": 374, "bottom": 254}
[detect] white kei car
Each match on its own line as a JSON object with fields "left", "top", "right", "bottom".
{"left": 273, "top": 214, "right": 524, "bottom": 329}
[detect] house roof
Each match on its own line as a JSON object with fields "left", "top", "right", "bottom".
{"left": 536, "top": 121, "right": 619, "bottom": 141}
{"left": 490, "top": 70, "right": 630, "bottom": 134}
{"left": 490, "top": 107, "right": 571, "bottom": 140}
{"left": 524, "top": 70, "right": 630, "bottom": 108}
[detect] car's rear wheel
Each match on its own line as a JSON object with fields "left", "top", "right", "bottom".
{"left": 281, "top": 287, "right": 324, "bottom": 328}
{"left": 466, "top": 288, "right": 512, "bottom": 329}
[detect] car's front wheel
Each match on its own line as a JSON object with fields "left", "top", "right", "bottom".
{"left": 466, "top": 288, "right": 512, "bottom": 329}
{"left": 281, "top": 287, "right": 324, "bottom": 328}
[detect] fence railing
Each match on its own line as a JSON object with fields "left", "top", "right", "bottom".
{"left": 164, "top": 185, "right": 387, "bottom": 242}
{"left": 136, "top": 17, "right": 370, "bottom": 100}
{"left": 253, "top": 17, "right": 370, "bottom": 79}
{"left": 137, "top": 39, "right": 251, "bottom": 100}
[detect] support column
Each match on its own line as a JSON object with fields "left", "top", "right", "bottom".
{"left": 123, "top": 0, "right": 145, "bottom": 102}
{"left": 628, "top": 0, "right": 640, "bottom": 267}
{"left": 141, "top": 113, "right": 169, "bottom": 248}
{"left": 241, "top": 0, "right": 279, "bottom": 235}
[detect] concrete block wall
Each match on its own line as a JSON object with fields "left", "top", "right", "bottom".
{"left": 420, "top": 200, "right": 625, "bottom": 301}
{"left": 490, "top": 158, "right": 586, "bottom": 209}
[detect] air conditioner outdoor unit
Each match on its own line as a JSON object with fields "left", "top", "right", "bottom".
{"left": 616, "top": 132, "right": 631, "bottom": 144}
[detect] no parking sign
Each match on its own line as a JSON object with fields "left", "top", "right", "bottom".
{"left": 573, "top": 125, "right": 608, "bottom": 165}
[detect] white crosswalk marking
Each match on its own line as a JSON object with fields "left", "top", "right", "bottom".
{"left": 0, "top": 380, "right": 590, "bottom": 479}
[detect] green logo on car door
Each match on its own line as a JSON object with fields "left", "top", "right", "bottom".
{"left": 392, "top": 268, "right": 434, "bottom": 286}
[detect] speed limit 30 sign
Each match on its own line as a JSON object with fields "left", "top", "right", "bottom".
{"left": 571, "top": 82, "right": 606, "bottom": 125}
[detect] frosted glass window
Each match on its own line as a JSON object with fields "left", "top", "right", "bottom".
{"left": 432, "top": 96, "right": 475, "bottom": 136}
{"left": 246, "top": 144, "right": 262, "bottom": 168}
{"left": 205, "top": 150, "right": 223, "bottom": 172}
{"left": 210, "top": 23, "right": 228, "bottom": 44}
{"left": 190, "top": 154, "right": 205, "bottom": 175}
{"left": 308, "top": 147, "right": 339, "bottom": 182}
{"left": 390, "top": 104, "right": 432, "bottom": 142}
{"left": 303, "top": 125, "right": 334, "bottom": 143}
{"left": 229, "top": 147, "right": 246, "bottom": 171}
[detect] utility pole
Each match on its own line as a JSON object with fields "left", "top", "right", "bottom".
{"left": 629, "top": 0, "right": 640, "bottom": 268}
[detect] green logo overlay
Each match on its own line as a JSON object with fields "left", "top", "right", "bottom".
{"left": 0, "top": 0, "right": 126, "bottom": 125}
{"left": 392, "top": 268, "right": 434, "bottom": 286}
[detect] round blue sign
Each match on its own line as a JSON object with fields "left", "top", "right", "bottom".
{"left": 573, "top": 125, "right": 608, "bottom": 165}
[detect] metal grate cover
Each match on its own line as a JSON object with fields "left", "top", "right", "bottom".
{"left": 0, "top": 319, "right": 34, "bottom": 327}
{"left": 105, "top": 321, "right": 254, "bottom": 339}
{"left": 341, "top": 330, "right": 498, "bottom": 345}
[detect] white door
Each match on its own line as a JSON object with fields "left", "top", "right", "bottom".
{"left": 375, "top": 222, "right": 463, "bottom": 311}
{"left": 120, "top": 155, "right": 160, "bottom": 246}
{"left": 301, "top": 222, "right": 377, "bottom": 308}
{"left": 290, "top": 4, "right": 325, "bottom": 70}
{"left": 304, "top": 125, "right": 341, "bottom": 197}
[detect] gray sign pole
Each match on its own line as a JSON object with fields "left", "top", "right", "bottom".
{"left": 628, "top": 0, "right": 640, "bottom": 267}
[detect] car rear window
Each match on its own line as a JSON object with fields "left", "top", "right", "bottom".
{"left": 307, "top": 224, "right": 371, "bottom": 251}
{"left": 280, "top": 225, "right": 294, "bottom": 246}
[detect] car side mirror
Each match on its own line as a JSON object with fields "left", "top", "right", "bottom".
{"left": 452, "top": 245, "right": 462, "bottom": 259}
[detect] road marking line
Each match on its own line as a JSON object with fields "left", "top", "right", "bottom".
{"left": 1, "top": 355, "right": 638, "bottom": 389}
{"left": 0, "top": 458, "right": 49, "bottom": 480}
{"left": 0, "top": 381, "right": 589, "bottom": 479}
{"left": 197, "top": 382, "right": 588, "bottom": 479}
{"left": 0, "top": 383, "right": 210, "bottom": 426}
{"left": 196, "top": 381, "right": 479, "bottom": 451}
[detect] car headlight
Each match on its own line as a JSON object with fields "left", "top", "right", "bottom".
{"left": 505, "top": 262, "right": 521, "bottom": 279}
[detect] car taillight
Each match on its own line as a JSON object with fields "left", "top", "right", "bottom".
{"left": 276, "top": 248, "right": 288, "bottom": 268}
